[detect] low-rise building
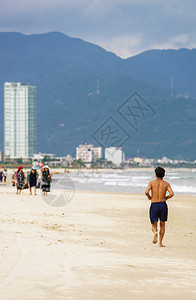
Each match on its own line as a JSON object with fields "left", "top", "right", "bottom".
{"left": 33, "top": 152, "right": 55, "bottom": 161}
{"left": 157, "top": 157, "right": 173, "bottom": 164}
{"left": 133, "top": 157, "right": 143, "bottom": 165}
{"left": 105, "top": 147, "right": 125, "bottom": 166}
{"left": 76, "top": 144, "right": 102, "bottom": 163}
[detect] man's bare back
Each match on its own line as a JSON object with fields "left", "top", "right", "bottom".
{"left": 145, "top": 178, "right": 174, "bottom": 203}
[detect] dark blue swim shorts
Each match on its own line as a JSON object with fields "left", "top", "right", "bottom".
{"left": 150, "top": 202, "right": 168, "bottom": 224}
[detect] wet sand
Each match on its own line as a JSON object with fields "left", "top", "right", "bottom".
{"left": 0, "top": 185, "right": 196, "bottom": 300}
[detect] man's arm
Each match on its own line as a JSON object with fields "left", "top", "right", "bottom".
{"left": 165, "top": 184, "right": 174, "bottom": 200}
{"left": 145, "top": 182, "right": 152, "bottom": 200}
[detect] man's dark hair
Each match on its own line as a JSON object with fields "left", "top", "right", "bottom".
{"left": 155, "top": 166, "right": 165, "bottom": 178}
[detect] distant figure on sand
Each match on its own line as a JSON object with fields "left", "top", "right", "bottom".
{"left": 3, "top": 169, "right": 7, "bottom": 182}
{"left": 28, "top": 166, "right": 39, "bottom": 195}
{"left": 15, "top": 166, "right": 25, "bottom": 194}
{"left": 145, "top": 166, "right": 174, "bottom": 247}
{"left": 0, "top": 168, "right": 3, "bottom": 182}
{"left": 41, "top": 165, "right": 52, "bottom": 196}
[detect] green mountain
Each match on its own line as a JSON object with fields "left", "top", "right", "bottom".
{"left": 124, "top": 48, "right": 196, "bottom": 99}
{"left": 0, "top": 32, "right": 195, "bottom": 160}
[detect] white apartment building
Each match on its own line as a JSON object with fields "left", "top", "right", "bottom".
{"left": 4, "top": 82, "right": 36, "bottom": 158}
{"left": 76, "top": 144, "right": 102, "bottom": 163}
{"left": 105, "top": 147, "right": 125, "bottom": 166}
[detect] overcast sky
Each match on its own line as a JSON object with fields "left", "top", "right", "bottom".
{"left": 0, "top": 0, "right": 196, "bottom": 58}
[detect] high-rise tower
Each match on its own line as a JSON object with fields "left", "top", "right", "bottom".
{"left": 4, "top": 82, "right": 36, "bottom": 158}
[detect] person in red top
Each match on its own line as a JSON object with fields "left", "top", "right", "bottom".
{"left": 145, "top": 166, "right": 174, "bottom": 247}
{"left": 14, "top": 166, "right": 25, "bottom": 195}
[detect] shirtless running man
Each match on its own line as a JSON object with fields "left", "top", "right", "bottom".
{"left": 145, "top": 166, "right": 174, "bottom": 247}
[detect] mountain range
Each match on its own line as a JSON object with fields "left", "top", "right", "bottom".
{"left": 0, "top": 32, "right": 195, "bottom": 160}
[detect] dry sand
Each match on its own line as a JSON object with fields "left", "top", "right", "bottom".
{"left": 0, "top": 184, "right": 196, "bottom": 300}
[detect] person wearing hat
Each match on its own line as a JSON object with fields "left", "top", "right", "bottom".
{"left": 41, "top": 165, "right": 52, "bottom": 196}
{"left": 28, "top": 165, "right": 39, "bottom": 195}
{"left": 15, "top": 166, "right": 25, "bottom": 194}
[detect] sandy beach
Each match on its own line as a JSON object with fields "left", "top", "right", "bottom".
{"left": 0, "top": 184, "right": 196, "bottom": 300}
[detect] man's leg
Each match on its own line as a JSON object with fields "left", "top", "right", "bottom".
{"left": 152, "top": 222, "right": 158, "bottom": 244}
{"left": 159, "top": 221, "right": 166, "bottom": 247}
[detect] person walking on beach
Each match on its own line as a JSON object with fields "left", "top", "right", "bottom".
{"left": 15, "top": 166, "right": 25, "bottom": 195}
{"left": 145, "top": 166, "right": 174, "bottom": 247}
{"left": 41, "top": 165, "right": 52, "bottom": 196}
{"left": 0, "top": 168, "right": 3, "bottom": 182}
{"left": 3, "top": 169, "right": 7, "bottom": 182}
{"left": 28, "top": 166, "right": 39, "bottom": 195}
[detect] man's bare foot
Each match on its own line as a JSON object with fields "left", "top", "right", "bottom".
{"left": 158, "top": 243, "right": 166, "bottom": 247}
{"left": 153, "top": 232, "right": 158, "bottom": 244}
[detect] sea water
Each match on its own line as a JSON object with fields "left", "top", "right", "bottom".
{"left": 52, "top": 169, "right": 196, "bottom": 196}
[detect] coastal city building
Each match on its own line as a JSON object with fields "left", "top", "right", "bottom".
{"left": 105, "top": 147, "right": 125, "bottom": 166}
{"left": 32, "top": 153, "right": 74, "bottom": 167}
{"left": 157, "top": 156, "right": 174, "bottom": 164}
{"left": 133, "top": 157, "right": 143, "bottom": 165}
{"left": 33, "top": 152, "right": 55, "bottom": 161}
{"left": 76, "top": 143, "right": 102, "bottom": 163}
{"left": 4, "top": 82, "right": 36, "bottom": 158}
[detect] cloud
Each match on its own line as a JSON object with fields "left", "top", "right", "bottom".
{"left": 91, "top": 34, "right": 143, "bottom": 58}
{"left": 151, "top": 33, "right": 196, "bottom": 51}
{"left": 90, "top": 33, "right": 196, "bottom": 59}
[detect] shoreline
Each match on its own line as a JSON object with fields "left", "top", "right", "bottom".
{"left": 1, "top": 166, "right": 196, "bottom": 172}
{"left": 1, "top": 183, "right": 196, "bottom": 197}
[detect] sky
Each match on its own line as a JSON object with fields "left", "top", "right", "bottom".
{"left": 0, "top": 0, "right": 196, "bottom": 58}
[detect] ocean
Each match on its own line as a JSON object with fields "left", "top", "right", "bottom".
{"left": 52, "top": 169, "right": 196, "bottom": 196}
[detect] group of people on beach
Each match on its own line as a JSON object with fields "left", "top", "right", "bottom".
{"left": 13, "top": 165, "right": 52, "bottom": 196}
{"left": 2, "top": 163, "right": 174, "bottom": 247}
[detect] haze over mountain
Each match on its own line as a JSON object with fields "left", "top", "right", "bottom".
{"left": 0, "top": 32, "right": 195, "bottom": 160}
